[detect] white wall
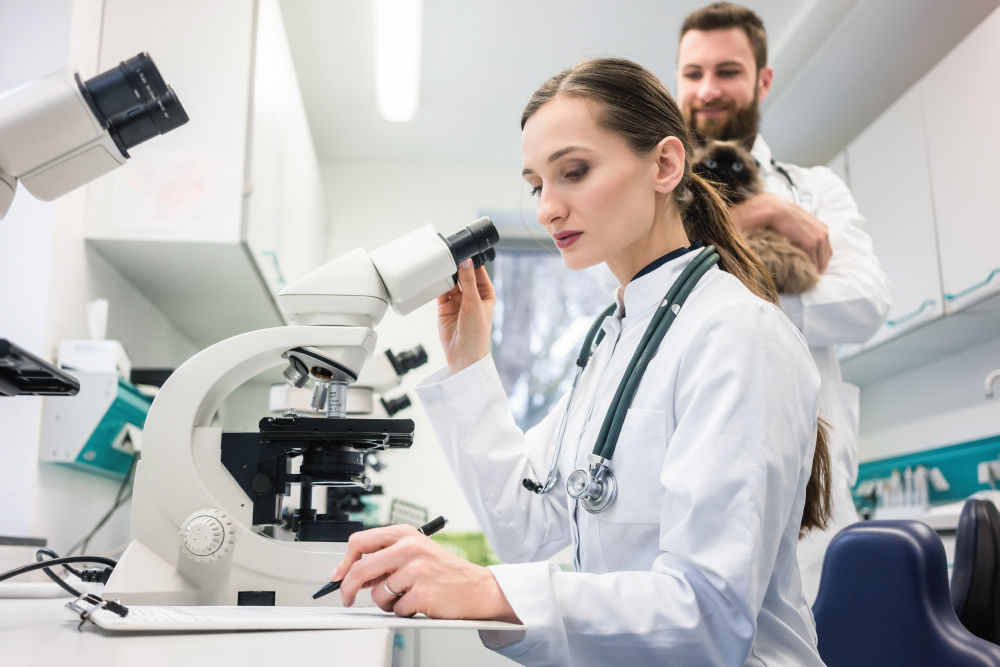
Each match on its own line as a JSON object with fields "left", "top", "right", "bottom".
{"left": 858, "top": 335, "right": 1000, "bottom": 462}
{"left": 1, "top": 0, "right": 197, "bottom": 554}
{"left": 321, "top": 159, "right": 526, "bottom": 531}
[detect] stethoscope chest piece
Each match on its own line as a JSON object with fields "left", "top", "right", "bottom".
{"left": 567, "top": 454, "right": 618, "bottom": 514}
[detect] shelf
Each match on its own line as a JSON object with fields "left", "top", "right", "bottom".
{"left": 88, "top": 238, "right": 285, "bottom": 349}
{"left": 841, "top": 289, "right": 1000, "bottom": 386}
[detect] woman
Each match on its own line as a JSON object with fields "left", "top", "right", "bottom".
{"left": 332, "top": 57, "right": 831, "bottom": 666}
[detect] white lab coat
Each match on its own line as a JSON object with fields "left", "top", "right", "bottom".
{"left": 416, "top": 252, "right": 825, "bottom": 666}
{"left": 751, "top": 135, "right": 891, "bottom": 602}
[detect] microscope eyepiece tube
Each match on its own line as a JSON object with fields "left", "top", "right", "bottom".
{"left": 78, "top": 52, "right": 189, "bottom": 155}
{"left": 445, "top": 216, "right": 499, "bottom": 268}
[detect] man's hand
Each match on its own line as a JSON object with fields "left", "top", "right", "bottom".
{"left": 730, "top": 192, "right": 832, "bottom": 273}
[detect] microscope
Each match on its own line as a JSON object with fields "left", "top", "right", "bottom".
{"left": 0, "top": 52, "right": 187, "bottom": 221}
{"left": 102, "top": 218, "right": 499, "bottom": 606}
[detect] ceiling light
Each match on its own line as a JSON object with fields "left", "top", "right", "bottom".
{"left": 373, "top": 0, "right": 423, "bottom": 123}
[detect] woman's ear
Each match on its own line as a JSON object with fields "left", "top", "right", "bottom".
{"left": 653, "top": 136, "right": 685, "bottom": 194}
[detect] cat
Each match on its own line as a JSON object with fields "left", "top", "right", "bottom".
{"left": 692, "top": 140, "right": 819, "bottom": 295}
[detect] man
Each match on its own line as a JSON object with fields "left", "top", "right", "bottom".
{"left": 676, "top": 2, "right": 891, "bottom": 604}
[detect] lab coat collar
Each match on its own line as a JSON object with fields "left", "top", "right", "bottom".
{"left": 749, "top": 133, "right": 774, "bottom": 171}
{"left": 615, "top": 248, "right": 704, "bottom": 320}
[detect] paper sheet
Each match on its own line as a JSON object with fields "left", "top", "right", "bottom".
{"left": 82, "top": 604, "right": 525, "bottom": 633}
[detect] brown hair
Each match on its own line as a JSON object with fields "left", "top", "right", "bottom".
{"left": 521, "top": 57, "right": 831, "bottom": 534}
{"left": 681, "top": 2, "right": 768, "bottom": 71}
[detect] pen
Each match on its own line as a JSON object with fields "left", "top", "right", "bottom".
{"left": 312, "top": 515, "right": 448, "bottom": 600}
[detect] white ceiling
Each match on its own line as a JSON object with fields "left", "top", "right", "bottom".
{"left": 279, "top": 0, "right": 998, "bottom": 168}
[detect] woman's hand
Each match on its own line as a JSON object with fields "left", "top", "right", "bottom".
{"left": 330, "top": 524, "right": 520, "bottom": 623}
{"left": 436, "top": 260, "right": 496, "bottom": 374}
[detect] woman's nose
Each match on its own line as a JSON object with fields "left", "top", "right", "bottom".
{"left": 536, "top": 187, "right": 567, "bottom": 225}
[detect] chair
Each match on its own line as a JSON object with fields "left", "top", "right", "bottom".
{"left": 952, "top": 498, "right": 1000, "bottom": 644}
{"left": 813, "top": 520, "right": 1000, "bottom": 666}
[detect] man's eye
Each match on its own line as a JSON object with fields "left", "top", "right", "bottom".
{"left": 718, "top": 70, "right": 740, "bottom": 77}
{"left": 683, "top": 71, "right": 702, "bottom": 80}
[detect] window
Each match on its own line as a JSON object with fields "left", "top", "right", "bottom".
{"left": 490, "top": 247, "right": 612, "bottom": 430}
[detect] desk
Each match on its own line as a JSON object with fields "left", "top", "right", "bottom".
{"left": 2, "top": 598, "right": 393, "bottom": 666}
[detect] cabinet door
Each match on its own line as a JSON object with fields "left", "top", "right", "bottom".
{"left": 86, "top": 0, "right": 255, "bottom": 242}
{"left": 846, "top": 85, "right": 944, "bottom": 346}
{"left": 922, "top": 7, "right": 1000, "bottom": 312}
{"left": 245, "top": 0, "right": 326, "bottom": 295}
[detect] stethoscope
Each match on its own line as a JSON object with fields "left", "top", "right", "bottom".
{"left": 771, "top": 159, "right": 801, "bottom": 206}
{"left": 522, "top": 245, "right": 721, "bottom": 513}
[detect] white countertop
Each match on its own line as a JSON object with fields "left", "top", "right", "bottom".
{"left": 2, "top": 597, "right": 393, "bottom": 667}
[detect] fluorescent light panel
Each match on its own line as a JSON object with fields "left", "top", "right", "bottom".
{"left": 374, "top": 0, "right": 423, "bottom": 123}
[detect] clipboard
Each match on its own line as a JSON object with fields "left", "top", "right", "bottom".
{"left": 66, "top": 593, "right": 524, "bottom": 633}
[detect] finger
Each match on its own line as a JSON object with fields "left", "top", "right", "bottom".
{"left": 370, "top": 575, "right": 402, "bottom": 613}
{"left": 331, "top": 525, "right": 417, "bottom": 585}
{"left": 473, "top": 265, "right": 496, "bottom": 302}
{"left": 455, "top": 259, "right": 480, "bottom": 304}
{"left": 818, "top": 239, "right": 832, "bottom": 273}
{"left": 437, "top": 285, "right": 461, "bottom": 316}
{"left": 339, "top": 535, "right": 423, "bottom": 606}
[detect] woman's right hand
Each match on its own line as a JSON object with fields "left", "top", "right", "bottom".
{"left": 436, "top": 259, "right": 496, "bottom": 374}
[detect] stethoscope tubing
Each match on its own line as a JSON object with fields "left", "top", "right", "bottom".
{"left": 593, "top": 247, "right": 720, "bottom": 460}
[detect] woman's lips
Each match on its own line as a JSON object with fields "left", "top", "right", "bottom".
{"left": 554, "top": 231, "right": 583, "bottom": 249}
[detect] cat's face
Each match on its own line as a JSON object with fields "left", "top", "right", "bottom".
{"left": 692, "top": 141, "right": 760, "bottom": 192}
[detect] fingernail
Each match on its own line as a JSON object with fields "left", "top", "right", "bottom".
{"left": 460, "top": 259, "right": 472, "bottom": 269}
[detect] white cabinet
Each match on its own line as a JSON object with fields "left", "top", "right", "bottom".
{"left": 922, "top": 7, "right": 1000, "bottom": 313}
{"left": 846, "top": 85, "right": 944, "bottom": 346}
{"left": 838, "top": 6, "right": 1000, "bottom": 386}
{"left": 245, "top": 0, "right": 326, "bottom": 295}
{"left": 82, "top": 0, "right": 325, "bottom": 348}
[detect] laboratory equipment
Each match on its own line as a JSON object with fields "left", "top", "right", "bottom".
{"left": 0, "top": 52, "right": 187, "bottom": 219}
{"left": 102, "top": 218, "right": 498, "bottom": 605}
{"left": 0, "top": 338, "right": 79, "bottom": 396}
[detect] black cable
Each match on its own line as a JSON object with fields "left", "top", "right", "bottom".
{"left": 34, "top": 549, "right": 83, "bottom": 597}
{"left": 66, "top": 453, "right": 138, "bottom": 557}
{"left": 0, "top": 555, "right": 118, "bottom": 598}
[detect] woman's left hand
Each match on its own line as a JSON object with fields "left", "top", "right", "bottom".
{"left": 330, "top": 525, "right": 520, "bottom": 623}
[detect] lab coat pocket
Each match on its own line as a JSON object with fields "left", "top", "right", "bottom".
{"left": 600, "top": 407, "right": 667, "bottom": 526}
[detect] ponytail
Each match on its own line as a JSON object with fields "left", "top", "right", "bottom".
{"left": 682, "top": 173, "right": 833, "bottom": 535}
{"left": 801, "top": 418, "right": 833, "bottom": 535}
{"left": 679, "top": 172, "right": 777, "bottom": 304}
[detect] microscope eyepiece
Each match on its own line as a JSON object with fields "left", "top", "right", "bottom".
{"left": 78, "top": 52, "right": 189, "bottom": 155}
{"left": 445, "top": 216, "right": 499, "bottom": 269}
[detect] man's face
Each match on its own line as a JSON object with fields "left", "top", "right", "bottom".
{"left": 676, "top": 27, "right": 772, "bottom": 144}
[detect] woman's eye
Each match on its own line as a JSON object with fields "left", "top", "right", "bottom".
{"left": 564, "top": 166, "right": 588, "bottom": 181}
{"left": 528, "top": 185, "right": 542, "bottom": 197}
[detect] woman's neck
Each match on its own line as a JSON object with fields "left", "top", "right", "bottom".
{"left": 607, "top": 206, "right": 689, "bottom": 285}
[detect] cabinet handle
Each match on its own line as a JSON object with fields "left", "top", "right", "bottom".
{"left": 261, "top": 250, "right": 286, "bottom": 287}
{"left": 886, "top": 299, "right": 935, "bottom": 327}
{"left": 944, "top": 268, "right": 1000, "bottom": 302}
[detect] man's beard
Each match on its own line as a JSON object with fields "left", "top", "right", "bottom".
{"left": 685, "top": 90, "right": 760, "bottom": 149}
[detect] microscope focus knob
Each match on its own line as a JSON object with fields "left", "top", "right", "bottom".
{"left": 180, "top": 508, "right": 235, "bottom": 562}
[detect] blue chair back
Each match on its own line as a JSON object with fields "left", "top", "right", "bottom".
{"left": 952, "top": 498, "right": 1000, "bottom": 644}
{"left": 813, "top": 520, "right": 1000, "bottom": 666}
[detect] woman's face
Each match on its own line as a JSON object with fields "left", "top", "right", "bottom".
{"left": 521, "top": 95, "right": 680, "bottom": 283}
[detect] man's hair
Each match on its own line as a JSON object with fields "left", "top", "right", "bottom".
{"left": 681, "top": 2, "right": 768, "bottom": 70}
